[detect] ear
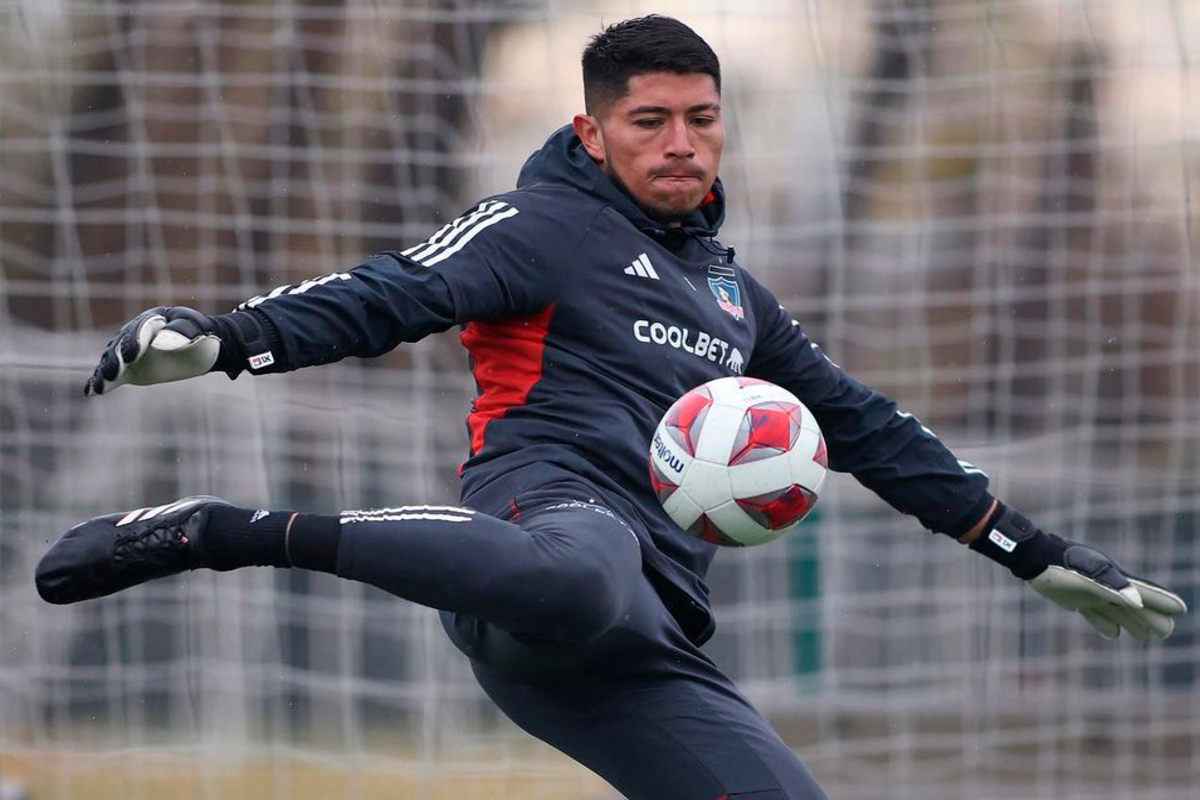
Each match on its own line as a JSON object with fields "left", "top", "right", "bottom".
{"left": 573, "top": 114, "right": 605, "bottom": 164}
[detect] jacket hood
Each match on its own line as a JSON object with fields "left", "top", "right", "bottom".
{"left": 516, "top": 125, "right": 726, "bottom": 240}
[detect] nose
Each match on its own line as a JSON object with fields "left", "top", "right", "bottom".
{"left": 663, "top": 119, "right": 695, "bottom": 159}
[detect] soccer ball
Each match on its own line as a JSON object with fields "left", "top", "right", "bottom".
{"left": 649, "top": 377, "right": 828, "bottom": 547}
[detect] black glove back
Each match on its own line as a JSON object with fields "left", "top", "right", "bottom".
{"left": 971, "top": 503, "right": 1187, "bottom": 640}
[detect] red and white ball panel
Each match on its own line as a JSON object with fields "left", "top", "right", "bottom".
{"left": 736, "top": 485, "right": 818, "bottom": 532}
{"left": 662, "top": 383, "right": 713, "bottom": 456}
{"left": 649, "top": 376, "right": 828, "bottom": 547}
{"left": 727, "top": 456, "right": 787, "bottom": 499}
{"left": 729, "top": 402, "right": 803, "bottom": 465}
{"left": 662, "top": 485, "right": 704, "bottom": 532}
{"left": 693, "top": 501, "right": 756, "bottom": 547}
{"left": 788, "top": 425, "right": 827, "bottom": 494}
{"left": 650, "top": 424, "right": 695, "bottom": 503}
{"left": 688, "top": 400, "right": 743, "bottom": 465}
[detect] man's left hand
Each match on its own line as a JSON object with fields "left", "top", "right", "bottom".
{"left": 971, "top": 503, "right": 1188, "bottom": 640}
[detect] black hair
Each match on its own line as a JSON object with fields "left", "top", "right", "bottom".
{"left": 581, "top": 15, "right": 721, "bottom": 117}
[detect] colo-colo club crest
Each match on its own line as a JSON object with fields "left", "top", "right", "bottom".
{"left": 707, "top": 264, "right": 744, "bottom": 321}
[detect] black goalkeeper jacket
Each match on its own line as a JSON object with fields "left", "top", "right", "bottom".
{"left": 225, "top": 125, "right": 993, "bottom": 644}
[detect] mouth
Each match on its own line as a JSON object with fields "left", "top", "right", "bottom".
{"left": 651, "top": 165, "right": 706, "bottom": 181}
{"left": 652, "top": 176, "right": 705, "bottom": 190}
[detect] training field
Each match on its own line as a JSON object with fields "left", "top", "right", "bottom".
{"left": 3, "top": 703, "right": 1196, "bottom": 800}
{"left": 1, "top": 750, "right": 607, "bottom": 800}
{"left": 1, "top": 1, "right": 1197, "bottom": 798}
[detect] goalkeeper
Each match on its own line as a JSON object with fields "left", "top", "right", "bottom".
{"left": 36, "top": 15, "right": 1185, "bottom": 800}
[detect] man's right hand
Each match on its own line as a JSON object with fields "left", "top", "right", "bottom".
{"left": 84, "top": 307, "right": 223, "bottom": 397}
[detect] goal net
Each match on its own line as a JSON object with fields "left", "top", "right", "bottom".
{"left": 1, "top": 1, "right": 1196, "bottom": 799}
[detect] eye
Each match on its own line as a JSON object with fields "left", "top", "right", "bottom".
{"left": 691, "top": 116, "right": 716, "bottom": 128}
{"left": 634, "top": 119, "right": 662, "bottom": 129}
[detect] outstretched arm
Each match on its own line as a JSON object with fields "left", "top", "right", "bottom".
{"left": 743, "top": 279, "right": 993, "bottom": 539}
{"left": 743, "top": 275, "right": 1187, "bottom": 639}
{"left": 83, "top": 254, "right": 459, "bottom": 396}
{"left": 85, "top": 197, "right": 561, "bottom": 396}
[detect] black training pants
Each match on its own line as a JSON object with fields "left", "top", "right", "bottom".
{"left": 334, "top": 496, "right": 828, "bottom": 800}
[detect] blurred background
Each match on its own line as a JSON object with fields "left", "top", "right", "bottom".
{"left": 1, "top": 1, "right": 1197, "bottom": 798}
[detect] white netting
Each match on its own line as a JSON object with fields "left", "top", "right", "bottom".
{"left": 1, "top": 1, "right": 1197, "bottom": 798}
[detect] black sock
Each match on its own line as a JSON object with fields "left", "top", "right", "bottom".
{"left": 203, "top": 506, "right": 292, "bottom": 570}
{"left": 287, "top": 514, "right": 342, "bottom": 574}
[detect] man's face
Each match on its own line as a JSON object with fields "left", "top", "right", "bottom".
{"left": 574, "top": 72, "right": 723, "bottom": 224}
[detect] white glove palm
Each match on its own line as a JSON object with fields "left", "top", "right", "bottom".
{"left": 1029, "top": 558, "right": 1187, "bottom": 641}
{"left": 85, "top": 307, "right": 222, "bottom": 397}
{"left": 974, "top": 504, "right": 1188, "bottom": 641}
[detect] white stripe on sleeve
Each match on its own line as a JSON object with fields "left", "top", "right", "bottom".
{"left": 340, "top": 511, "right": 475, "bottom": 524}
{"left": 419, "top": 207, "right": 521, "bottom": 267}
{"left": 404, "top": 201, "right": 509, "bottom": 264}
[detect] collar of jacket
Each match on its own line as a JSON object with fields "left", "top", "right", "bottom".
{"left": 516, "top": 125, "right": 727, "bottom": 242}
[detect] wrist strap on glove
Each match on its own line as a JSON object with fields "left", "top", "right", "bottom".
{"left": 968, "top": 502, "right": 1068, "bottom": 580}
{"left": 209, "top": 309, "right": 284, "bottom": 378}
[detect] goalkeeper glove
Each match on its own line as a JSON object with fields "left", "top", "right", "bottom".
{"left": 84, "top": 306, "right": 278, "bottom": 396}
{"left": 84, "top": 307, "right": 220, "bottom": 397}
{"left": 970, "top": 503, "right": 1188, "bottom": 641}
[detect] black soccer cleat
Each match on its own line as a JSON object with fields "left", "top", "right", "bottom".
{"left": 35, "top": 496, "right": 231, "bottom": 604}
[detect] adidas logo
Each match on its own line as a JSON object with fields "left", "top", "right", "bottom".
{"left": 624, "top": 253, "right": 660, "bottom": 280}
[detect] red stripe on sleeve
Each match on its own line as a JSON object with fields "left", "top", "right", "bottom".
{"left": 460, "top": 304, "right": 556, "bottom": 457}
